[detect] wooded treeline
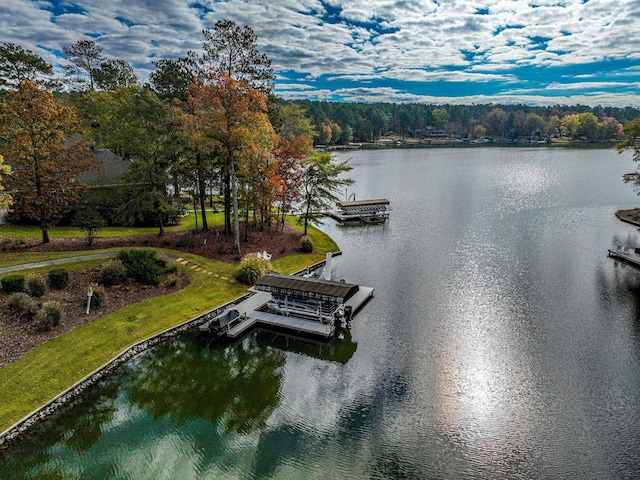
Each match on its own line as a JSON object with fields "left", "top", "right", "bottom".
{"left": 292, "top": 100, "right": 640, "bottom": 144}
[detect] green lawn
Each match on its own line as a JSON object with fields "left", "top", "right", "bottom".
{"left": 0, "top": 210, "right": 225, "bottom": 239}
{"left": 0, "top": 220, "right": 339, "bottom": 433}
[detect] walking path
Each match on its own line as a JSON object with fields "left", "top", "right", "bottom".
{"left": 0, "top": 253, "right": 220, "bottom": 277}
{"left": 0, "top": 253, "right": 120, "bottom": 274}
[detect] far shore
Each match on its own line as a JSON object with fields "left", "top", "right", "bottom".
{"left": 324, "top": 138, "right": 619, "bottom": 151}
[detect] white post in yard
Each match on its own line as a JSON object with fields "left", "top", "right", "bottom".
{"left": 86, "top": 286, "right": 93, "bottom": 314}
{"left": 323, "top": 252, "right": 332, "bottom": 281}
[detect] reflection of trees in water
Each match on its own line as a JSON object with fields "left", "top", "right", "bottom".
{"left": 255, "top": 327, "right": 357, "bottom": 364}
{"left": 596, "top": 259, "right": 640, "bottom": 325}
{"left": 128, "top": 334, "right": 286, "bottom": 434}
{"left": 0, "top": 376, "right": 121, "bottom": 479}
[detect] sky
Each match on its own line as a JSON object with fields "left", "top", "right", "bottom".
{"left": 2, "top": 0, "right": 640, "bottom": 107}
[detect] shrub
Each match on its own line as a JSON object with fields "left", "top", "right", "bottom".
{"left": 234, "top": 253, "right": 271, "bottom": 286}
{"left": 99, "top": 259, "right": 127, "bottom": 287}
{"left": 48, "top": 268, "right": 69, "bottom": 290}
{"left": 118, "top": 250, "right": 164, "bottom": 285}
{"left": 160, "top": 257, "right": 178, "bottom": 274}
{"left": 7, "top": 292, "right": 38, "bottom": 318}
{"left": 300, "top": 235, "right": 313, "bottom": 253}
{"left": 74, "top": 208, "right": 106, "bottom": 245}
{"left": 0, "top": 238, "right": 26, "bottom": 251}
{"left": 86, "top": 283, "right": 106, "bottom": 308}
{"left": 1, "top": 274, "right": 25, "bottom": 293}
{"left": 35, "top": 301, "right": 62, "bottom": 332}
{"left": 26, "top": 274, "right": 46, "bottom": 297}
{"left": 164, "top": 276, "right": 179, "bottom": 288}
{"left": 176, "top": 235, "right": 197, "bottom": 248}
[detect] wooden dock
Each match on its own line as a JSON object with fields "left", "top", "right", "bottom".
{"left": 224, "top": 285, "right": 374, "bottom": 340}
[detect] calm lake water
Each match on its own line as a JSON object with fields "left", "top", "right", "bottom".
{"left": 3, "top": 146, "right": 640, "bottom": 479}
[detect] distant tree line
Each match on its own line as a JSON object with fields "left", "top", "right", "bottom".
{"left": 292, "top": 100, "right": 639, "bottom": 144}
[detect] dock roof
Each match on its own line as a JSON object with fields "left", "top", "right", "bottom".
{"left": 337, "top": 199, "right": 389, "bottom": 208}
{"left": 254, "top": 274, "right": 359, "bottom": 303}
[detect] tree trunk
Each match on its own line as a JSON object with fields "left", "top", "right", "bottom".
{"left": 303, "top": 196, "right": 310, "bottom": 235}
{"left": 197, "top": 164, "right": 208, "bottom": 231}
{"left": 156, "top": 195, "right": 165, "bottom": 236}
{"left": 224, "top": 172, "right": 231, "bottom": 239}
{"left": 42, "top": 227, "right": 50, "bottom": 244}
{"left": 244, "top": 199, "right": 250, "bottom": 242}
{"left": 231, "top": 158, "right": 241, "bottom": 256}
{"left": 193, "top": 193, "right": 198, "bottom": 230}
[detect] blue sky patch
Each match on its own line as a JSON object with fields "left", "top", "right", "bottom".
{"left": 39, "top": 1, "right": 87, "bottom": 17}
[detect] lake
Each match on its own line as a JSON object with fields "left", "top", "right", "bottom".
{"left": 3, "top": 146, "right": 640, "bottom": 479}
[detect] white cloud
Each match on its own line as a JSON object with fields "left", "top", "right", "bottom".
{"left": 1, "top": 0, "right": 639, "bottom": 105}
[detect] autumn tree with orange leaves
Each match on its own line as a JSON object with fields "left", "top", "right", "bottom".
{"left": 0, "top": 154, "right": 12, "bottom": 210}
{"left": 0, "top": 80, "right": 97, "bottom": 243}
{"left": 195, "top": 20, "right": 274, "bottom": 241}
{"left": 273, "top": 103, "right": 315, "bottom": 230}
{"left": 176, "top": 75, "right": 275, "bottom": 255}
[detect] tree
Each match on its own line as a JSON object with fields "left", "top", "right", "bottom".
{"left": 173, "top": 81, "right": 223, "bottom": 233}
{"left": 577, "top": 112, "right": 599, "bottom": 140}
{"left": 546, "top": 115, "right": 562, "bottom": 137}
{"left": 196, "top": 21, "right": 275, "bottom": 241}
{"left": 149, "top": 58, "right": 195, "bottom": 102}
{"left": 0, "top": 43, "right": 55, "bottom": 89}
{"left": 74, "top": 207, "right": 105, "bottom": 245}
{"left": 274, "top": 104, "right": 313, "bottom": 228}
{"left": 339, "top": 124, "right": 354, "bottom": 144}
{"left": 0, "top": 80, "right": 97, "bottom": 243}
{"left": 298, "top": 151, "right": 354, "bottom": 235}
{"left": 198, "top": 20, "right": 275, "bottom": 93}
{"left": 616, "top": 118, "right": 640, "bottom": 193}
{"left": 314, "top": 121, "right": 333, "bottom": 145}
{"left": 63, "top": 40, "right": 104, "bottom": 91}
{"left": 237, "top": 125, "right": 278, "bottom": 239}
{"left": 600, "top": 116, "right": 623, "bottom": 139}
{"left": 331, "top": 123, "right": 342, "bottom": 144}
{"left": 0, "top": 154, "right": 12, "bottom": 210}
{"left": 432, "top": 107, "right": 449, "bottom": 130}
{"left": 76, "top": 87, "right": 175, "bottom": 235}
{"left": 561, "top": 114, "right": 581, "bottom": 139}
{"left": 524, "top": 113, "right": 545, "bottom": 136}
{"left": 94, "top": 59, "right": 138, "bottom": 90}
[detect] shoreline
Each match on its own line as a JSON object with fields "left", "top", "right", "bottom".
{"left": 615, "top": 208, "right": 640, "bottom": 228}
{"left": 325, "top": 139, "right": 619, "bottom": 151}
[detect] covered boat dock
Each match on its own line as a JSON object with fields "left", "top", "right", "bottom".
{"left": 220, "top": 274, "right": 374, "bottom": 340}
{"left": 329, "top": 198, "right": 391, "bottom": 223}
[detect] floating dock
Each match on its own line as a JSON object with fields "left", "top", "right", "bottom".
{"left": 608, "top": 245, "right": 640, "bottom": 269}
{"left": 223, "top": 278, "right": 374, "bottom": 340}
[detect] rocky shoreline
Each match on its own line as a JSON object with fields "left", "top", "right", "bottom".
{"left": 0, "top": 294, "right": 250, "bottom": 446}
